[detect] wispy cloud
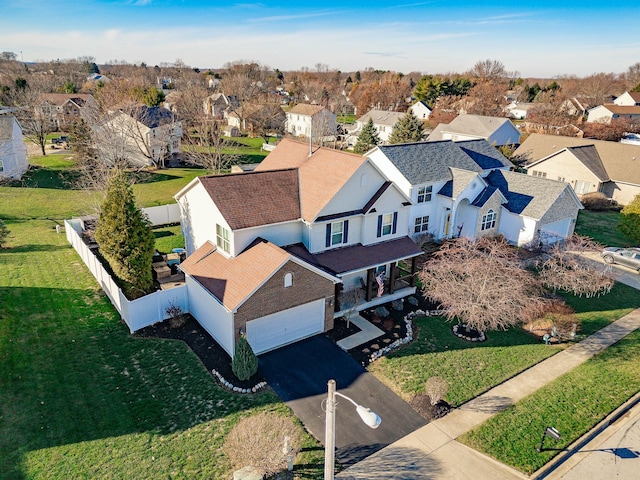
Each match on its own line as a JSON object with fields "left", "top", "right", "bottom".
{"left": 246, "top": 10, "right": 339, "bottom": 23}
{"left": 128, "top": 0, "right": 153, "bottom": 5}
{"left": 385, "top": 2, "right": 434, "bottom": 9}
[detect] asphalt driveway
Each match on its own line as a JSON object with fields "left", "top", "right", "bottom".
{"left": 259, "top": 335, "right": 427, "bottom": 466}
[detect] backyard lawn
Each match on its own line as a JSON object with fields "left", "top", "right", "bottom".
{"left": 0, "top": 157, "right": 325, "bottom": 479}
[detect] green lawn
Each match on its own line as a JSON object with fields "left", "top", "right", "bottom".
{"left": 460, "top": 329, "right": 640, "bottom": 475}
{"left": 0, "top": 158, "right": 325, "bottom": 479}
{"left": 574, "top": 209, "right": 634, "bottom": 247}
{"left": 153, "top": 224, "right": 184, "bottom": 253}
{"left": 371, "top": 283, "right": 640, "bottom": 407}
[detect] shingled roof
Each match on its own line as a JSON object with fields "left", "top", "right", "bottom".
{"left": 287, "top": 103, "right": 326, "bottom": 116}
{"left": 198, "top": 169, "right": 301, "bottom": 230}
{"left": 566, "top": 145, "right": 610, "bottom": 182}
{"left": 485, "top": 169, "right": 576, "bottom": 218}
{"left": 377, "top": 139, "right": 509, "bottom": 185}
{"left": 515, "top": 133, "right": 640, "bottom": 186}
{"left": 180, "top": 239, "right": 293, "bottom": 311}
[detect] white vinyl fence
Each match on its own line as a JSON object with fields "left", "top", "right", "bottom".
{"left": 141, "top": 203, "right": 181, "bottom": 226}
{"left": 65, "top": 215, "right": 188, "bottom": 333}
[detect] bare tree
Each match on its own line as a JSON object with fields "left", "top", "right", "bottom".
{"left": 582, "top": 117, "right": 640, "bottom": 141}
{"left": 537, "top": 235, "right": 614, "bottom": 298}
{"left": 418, "top": 237, "right": 547, "bottom": 332}
{"left": 339, "top": 287, "right": 364, "bottom": 328}
{"left": 244, "top": 102, "right": 285, "bottom": 144}
{"left": 625, "top": 62, "right": 640, "bottom": 90}
{"left": 467, "top": 59, "right": 508, "bottom": 83}
{"left": 182, "top": 119, "right": 236, "bottom": 173}
{"left": 12, "top": 89, "right": 58, "bottom": 156}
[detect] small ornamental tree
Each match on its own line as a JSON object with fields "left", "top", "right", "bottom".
{"left": 617, "top": 194, "right": 640, "bottom": 244}
{"left": 388, "top": 111, "right": 425, "bottom": 144}
{"left": 418, "top": 236, "right": 547, "bottom": 332}
{"left": 353, "top": 118, "right": 381, "bottom": 154}
{"left": 94, "top": 170, "right": 155, "bottom": 298}
{"left": 232, "top": 335, "right": 258, "bottom": 381}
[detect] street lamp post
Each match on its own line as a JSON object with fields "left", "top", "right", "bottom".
{"left": 324, "top": 379, "right": 381, "bottom": 480}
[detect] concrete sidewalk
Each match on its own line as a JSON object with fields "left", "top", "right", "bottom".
{"left": 337, "top": 308, "right": 640, "bottom": 479}
{"left": 337, "top": 313, "right": 384, "bottom": 350}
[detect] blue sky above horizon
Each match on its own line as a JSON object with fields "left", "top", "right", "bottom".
{"left": 2, "top": 1, "right": 639, "bottom": 78}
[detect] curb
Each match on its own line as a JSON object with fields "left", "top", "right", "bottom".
{"left": 531, "top": 390, "right": 640, "bottom": 479}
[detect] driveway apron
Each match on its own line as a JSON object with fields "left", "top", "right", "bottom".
{"left": 259, "top": 335, "right": 427, "bottom": 466}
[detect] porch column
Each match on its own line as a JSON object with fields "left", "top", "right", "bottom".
{"left": 366, "top": 268, "right": 375, "bottom": 302}
{"left": 410, "top": 257, "right": 417, "bottom": 287}
{"left": 388, "top": 263, "right": 397, "bottom": 294}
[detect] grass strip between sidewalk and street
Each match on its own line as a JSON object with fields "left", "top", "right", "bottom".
{"left": 459, "top": 329, "right": 640, "bottom": 475}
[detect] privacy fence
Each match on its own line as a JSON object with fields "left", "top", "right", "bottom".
{"left": 65, "top": 204, "right": 188, "bottom": 332}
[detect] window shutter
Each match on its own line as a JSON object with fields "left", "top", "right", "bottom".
{"left": 377, "top": 215, "right": 382, "bottom": 238}
{"left": 325, "top": 223, "right": 331, "bottom": 248}
{"left": 392, "top": 212, "right": 398, "bottom": 234}
{"left": 343, "top": 220, "right": 349, "bottom": 243}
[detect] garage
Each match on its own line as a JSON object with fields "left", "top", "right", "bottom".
{"left": 540, "top": 217, "right": 573, "bottom": 243}
{"left": 246, "top": 299, "right": 325, "bottom": 354}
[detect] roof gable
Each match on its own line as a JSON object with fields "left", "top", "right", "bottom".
{"left": 288, "top": 103, "right": 325, "bottom": 116}
{"left": 566, "top": 145, "right": 609, "bottom": 182}
{"left": 357, "top": 109, "right": 405, "bottom": 126}
{"left": 198, "top": 169, "right": 301, "bottom": 230}
{"left": 442, "top": 114, "right": 514, "bottom": 137}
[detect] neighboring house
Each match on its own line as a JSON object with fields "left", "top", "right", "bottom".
{"left": 504, "top": 102, "right": 538, "bottom": 120}
{"left": 0, "top": 115, "right": 29, "bottom": 180}
{"left": 367, "top": 139, "right": 581, "bottom": 246}
{"left": 409, "top": 101, "right": 432, "bottom": 120}
{"left": 86, "top": 73, "right": 110, "bottom": 84}
{"left": 285, "top": 103, "right": 336, "bottom": 138}
{"left": 100, "top": 105, "right": 182, "bottom": 167}
{"left": 347, "top": 110, "right": 406, "bottom": 145}
{"left": 37, "top": 93, "right": 99, "bottom": 130}
{"left": 175, "top": 138, "right": 422, "bottom": 356}
{"left": 203, "top": 93, "right": 238, "bottom": 119}
{"left": 561, "top": 96, "right": 598, "bottom": 117}
{"left": 613, "top": 91, "right": 640, "bottom": 106}
{"left": 586, "top": 104, "right": 640, "bottom": 124}
{"left": 428, "top": 114, "right": 521, "bottom": 146}
{"left": 515, "top": 133, "right": 640, "bottom": 205}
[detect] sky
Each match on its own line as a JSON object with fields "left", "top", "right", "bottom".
{"left": 2, "top": 0, "right": 639, "bottom": 78}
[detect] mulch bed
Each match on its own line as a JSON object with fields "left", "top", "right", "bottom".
{"left": 135, "top": 316, "right": 264, "bottom": 390}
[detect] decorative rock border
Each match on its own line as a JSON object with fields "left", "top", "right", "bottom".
{"left": 368, "top": 308, "right": 448, "bottom": 364}
{"left": 452, "top": 323, "right": 486, "bottom": 342}
{"left": 211, "top": 368, "right": 268, "bottom": 394}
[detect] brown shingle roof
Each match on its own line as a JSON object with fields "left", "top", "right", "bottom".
{"left": 256, "top": 138, "right": 366, "bottom": 221}
{"left": 180, "top": 240, "right": 292, "bottom": 311}
{"left": 198, "top": 169, "right": 301, "bottom": 230}
{"left": 515, "top": 133, "right": 640, "bottom": 186}
{"left": 598, "top": 104, "right": 640, "bottom": 114}
{"left": 285, "top": 237, "right": 423, "bottom": 276}
{"left": 288, "top": 103, "right": 325, "bottom": 116}
{"left": 39, "top": 93, "right": 93, "bottom": 106}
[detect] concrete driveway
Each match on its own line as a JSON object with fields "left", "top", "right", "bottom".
{"left": 259, "top": 335, "right": 427, "bottom": 466}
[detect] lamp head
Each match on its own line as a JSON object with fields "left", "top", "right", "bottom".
{"left": 356, "top": 405, "right": 382, "bottom": 429}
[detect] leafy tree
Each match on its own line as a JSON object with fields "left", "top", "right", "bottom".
{"left": 353, "top": 118, "right": 381, "bottom": 154}
{"left": 94, "top": 170, "right": 155, "bottom": 298}
{"left": 618, "top": 194, "right": 640, "bottom": 244}
{"left": 388, "top": 111, "right": 425, "bottom": 144}
{"left": 130, "top": 85, "right": 165, "bottom": 107}
{"left": 0, "top": 219, "right": 11, "bottom": 248}
{"left": 15, "top": 77, "right": 28, "bottom": 90}
{"left": 231, "top": 335, "right": 258, "bottom": 381}
{"left": 58, "top": 81, "right": 78, "bottom": 94}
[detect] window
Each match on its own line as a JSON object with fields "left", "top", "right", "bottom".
{"left": 417, "top": 185, "right": 432, "bottom": 203}
{"left": 481, "top": 209, "right": 497, "bottom": 231}
{"left": 325, "top": 220, "right": 349, "bottom": 247}
{"left": 558, "top": 176, "right": 566, "bottom": 182}
{"left": 574, "top": 180, "right": 591, "bottom": 195}
{"left": 377, "top": 212, "right": 397, "bottom": 237}
{"left": 532, "top": 170, "right": 547, "bottom": 178}
{"left": 414, "top": 216, "right": 429, "bottom": 233}
{"left": 216, "top": 224, "right": 230, "bottom": 253}
{"left": 284, "top": 272, "right": 293, "bottom": 288}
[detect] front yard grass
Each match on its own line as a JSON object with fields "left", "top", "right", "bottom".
{"left": 459, "top": 329, "right": 640, "bottom": 475}
{"left": 370, "top": 283, "right": 640, "bottom": 408}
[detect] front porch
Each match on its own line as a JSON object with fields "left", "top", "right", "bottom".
{"left": 333, "top": 284, "right": 417, "bottom": 319}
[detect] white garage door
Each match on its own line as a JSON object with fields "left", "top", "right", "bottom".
{"left": 246, "top": 299, "right": 325, "bottom": 354}
{"left": 541, "top": 218, "right": 572, "bottom": 244}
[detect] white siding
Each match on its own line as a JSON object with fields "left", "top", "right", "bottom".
{"left": 527, "top": 151, "right": 602, "bottom": 195}
{"left": 186, "top": 275, "right": 235, "bottom": 356}
{"left": 498, "top": 210, "right": 538, "bottom": 246}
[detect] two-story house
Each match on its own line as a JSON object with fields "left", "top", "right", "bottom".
{"left": 368, "top": 139, "right": 582, "bottom": 246}
{"left": 586, "top": 91, "right": 640, "bottom": 124}
{"left": 37, "top": 93, "right": 99, "bottom": 130}
{"left": 285, "top": 104, "right": 336, "bottom": 138}
{"left": 100, "top": 105, "right": 182, "bottom": 167}
{"left": 175, "top": 139, "right": 422, "bottom": 356}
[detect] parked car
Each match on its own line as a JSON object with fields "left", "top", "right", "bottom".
{"left": 601, "top": 247, "right": 640, "bottom": 272}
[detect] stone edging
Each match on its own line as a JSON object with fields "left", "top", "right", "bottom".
{"left": 368, "top": 309, "right": 447, "bottom": 364}
{"left": 211, "top": 369, "right": 268, "bottom": 394}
